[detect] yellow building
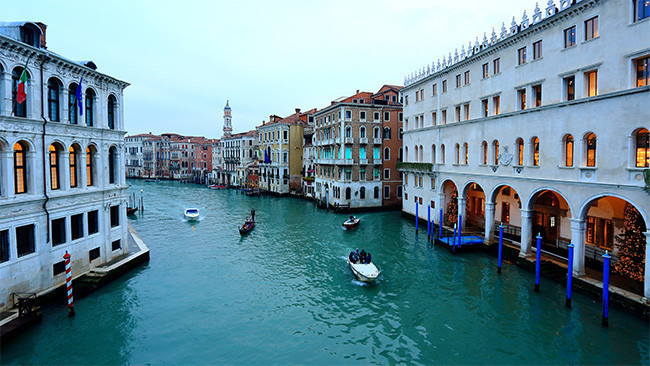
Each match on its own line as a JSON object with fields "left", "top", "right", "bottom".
{"left": 257, "top": 108, "right": 315, "bottom": 194}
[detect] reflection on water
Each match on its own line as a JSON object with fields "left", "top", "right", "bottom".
{"left": 2, "top": 180, "right": 648, "bottom": 365}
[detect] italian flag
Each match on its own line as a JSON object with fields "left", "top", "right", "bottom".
{"left": 16, "top": 57, "right": 30, "bottom": 104}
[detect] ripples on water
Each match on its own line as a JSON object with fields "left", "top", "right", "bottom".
{"left": 2, "top": 180, "right": 649, "bottom": 365}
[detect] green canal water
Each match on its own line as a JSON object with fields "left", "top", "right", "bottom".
{"left": 2, "top": 180, "right": 649, "bottom": 365}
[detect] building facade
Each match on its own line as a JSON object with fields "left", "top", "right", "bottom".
{"left": 125, "top": 133, "right": 153, "bottom": 178}
{"left": 314, "top": 86, "right": 403, "bottom": 209}
{"left": 0, "top": 22, "right": 130, "bottom": 309}
{"left": 400, "top": 0, "right": 650, "bottom": 296}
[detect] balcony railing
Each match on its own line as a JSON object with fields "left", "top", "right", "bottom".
{"left": 359, "top": 137, "right": 368, "bottom": 144}
{"left": 344, "top": 137, "right": 354, "bottom": 144}
{"left": 396, "top": 162, "right": 434, "bottom": 172}
{"left": 373, "top": 138, "right": 382, "bottom": 144}
{"left": 373, "top": 159, "right": 382, "bottom": 165}
{"left": 359, "top": 159, "right": 368, "bottom": 164}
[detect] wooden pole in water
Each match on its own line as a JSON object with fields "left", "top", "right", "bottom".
{"left": 566, "top": 243, "right": 574, "bottom": 307}
{"left": 439, "top": 209, "right": 443, "bottom": 238}
{"left": 602, "top": 250, "right": 611, "bottom": 327}
{"left": 63, "top": 251, "right": 75, "bottom": 317}
{"left": 498, "top": 224, "right": 503, "bottom": 274}
{"left": 415, "top": 201, "right": 419, "bottom": 233}
{"left": 535, "top": 233, "right": 542, "bottom": 292}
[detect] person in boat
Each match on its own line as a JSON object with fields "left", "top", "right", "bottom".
{"left": 251, "top": 208, "right": 255, "bottom": 221}
{"left": 349, "top": 251, "right": 358, "bottom": 264}
{"left": 359, "top": 249, "right": 367, "bottom": 263}
{"left": 365, "top": 252, "right": 371, "bottom": 264}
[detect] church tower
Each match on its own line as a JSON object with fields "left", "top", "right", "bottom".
{"left": 223, "top": 100, "right": 232, "bottom": 137}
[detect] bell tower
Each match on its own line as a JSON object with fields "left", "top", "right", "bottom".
{"left": 223, "top": 100, "right": 232, "bottom": 137}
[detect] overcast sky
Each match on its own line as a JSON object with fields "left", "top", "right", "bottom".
{"left": 3, "top": 0, "right": 540, "bottom": 138}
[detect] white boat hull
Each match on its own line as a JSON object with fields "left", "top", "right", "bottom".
{"left": 347, "top": 258, "right": 380, "bottom": 282}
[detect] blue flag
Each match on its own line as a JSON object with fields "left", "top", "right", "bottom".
{"left": 264, "top": 149, "right": 270, "bottom": 163}
{"left": 76, "top": 77, "right": 83, "bottom": 116}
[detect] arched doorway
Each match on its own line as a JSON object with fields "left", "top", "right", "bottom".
{"left": 529, "top": 190, "right": 572, "bottom": 258}
{"left": 582, "top": 196, "right": 647, "bottom": 296}
{"left": 490, "top": 185, "right": 522, "bottom": 245}
{"left": 441, "top": 179, "right": 458, "bottom": 226}
{"left": 463, "top": 182, "right": 486, "bottom": 232}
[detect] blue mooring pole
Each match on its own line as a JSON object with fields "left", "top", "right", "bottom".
{"left": 602, "top": 250, "right": 611, "bottom": 327}
{"left": 439, "top": 209, "right": 443, "bottom": 238}
{"left": 456, "top": 214, "right": 462, "bottom": 251}
{"left": 452, "top": 224, "right": 457, "bottom": 252}
{"left": 498, "top": 224, "right": 503, "bottom": 274}
{"left": 427, "top": 205, "right": 431, "bottom": 239}
{"left": 535, "top": 233, "right": 542, "bottom": 292}
{"left": 566, "top": 243, "right": 575, "bottom": 308}
{"left": 415, "top": 201, "right": 419, "bottom": 233}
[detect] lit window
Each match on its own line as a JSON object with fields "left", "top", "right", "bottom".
{"left": 586, "top": 133, "right": 597, "bottom": 167}
{"left": 69, "top": 146, "right": 78, "bottom": 188}
{"left": 634, "top": 0, "right": 650, "bottom": 22}
{"left": 533, "top": 84, "right": 542, "bottom": 107}
{"left": 585, "top": 70, "right": 598, "bottom": 97}
{"left": 564, "top": 26, "right": 576, "bottom": 48}
{"left": 636, "top": 56, "right": 649, "bottom": 87}
{"left": 49, "top": 144, "right": 60, "bottom": 190}
{"left": 14, "top": 142, "right": 27, "bottom": 194}
{"left": 532, "top": 137, "right": 540, "bottom": 166}
{"left": 493, "top": 96, "right": 500, "bottom": 115}
{"left": 432, "top": 84, "right": 437, "bottom": 95}
{"left": 517, "top": 89, "right": 526, "bottom": 110}
{"left": 516, "top": 138, "right": 524, "bottom": 165}
{"left": 518, "top": 47, "right": 527, "bottom": 65}
{"left": 481, "top": 141, "right": 488, "bottom": 165}
{"left": 564, "top": 76, "right": 575, "bottom": 101}
{"left": 636, "top": 128, "right": 649, "bottom": 167}
{"left": 481, "top": 99, "right": 488, "bottom": 117}
{"left": 565, "top": 135, "right": 574, "bottom": 167}
{"left": 463, "top": 103, "right": 470, "bottom": 121}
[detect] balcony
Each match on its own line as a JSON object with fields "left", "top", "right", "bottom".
{"left": 344, "top": 137, "right": 354, "bottom": 144}
{"left": 359, "top": 137, "right": 368, "bottom": 144}
{"left": 396, "top": 162, "right": 435, "bottom": 173}
{"left": 373, "top": 138, "right": 382, "bottom": 144}
{"left": 373, "top": 159, "right": 383, "bottom": 165}
{"left": 359, "top": 159, "right": 368, "bottom": 164}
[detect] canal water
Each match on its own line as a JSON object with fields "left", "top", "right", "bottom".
{"left": 2, "top": 180, "right": 649, "bottom": 365}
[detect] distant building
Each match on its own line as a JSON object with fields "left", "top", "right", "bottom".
{"left": 125, "top": 133, "right": 154, "bottom": 178}
{"left": 302, "top": 126, "right": 316, "bottom": 198}
{"left": 257, "top": 108, "right": 315, "bottom": 194}
{"left": 221, "top": 130, "right": 258, "bottom": 186}
{"left": 0, "top": 22, "right": 129, "bottom": 310}
{"left": 314, "top": 86, "right": 403, "bottom": 209}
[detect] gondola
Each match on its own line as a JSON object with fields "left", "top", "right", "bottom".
{"left": 239, "top": 216, "right": 255, "bottom": 235}
{"left": 126, "top": 207, "right": 138, "bottom": 216}
{"left": 342, "top": 217, "right": 360, "bottom": 229}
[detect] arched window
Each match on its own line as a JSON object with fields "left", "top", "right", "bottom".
{"left": 47, "top": 78, "right": 61, "bottom": 122}
{"left": 345, "top": 146, "right": 351, "bottom": 159}
{"left": 85, "top": 89, "right": 95, "bottom": 126}
{"left": 359, "top": 126, "right": 366, "bottom": 138}
{"left": 493, "top": 140, "right": 499, "bottom": 165}
{"left": 405, "top": 146, "right": 409, "bottom": 162}
{"left": 374, "top": 127, "right": 380, "bottom": 139}
{"left": 419, "top": 145, "right": 423, "bottom": 162}
{"left": 360, "top": 187, "right": 366, "bottom": 199}
{"left": 345, "top": 126, "right": 351, "bottom": 138}
{"left": 414, "top": 146, "right": 419, "bottom": 162}
{"left": 399, "top": 128, "right": 403, "bottom": 140}
{"left": 531, "top": 137, "right": 540, "bottom": 166}
{"left": 345, "top": 187, "right": 351, "bottom": 200}
{"left": 564, "top": 134, "right": 574, "bottom": 167}
{"left": 14, "top": 142, "right": 28, "bottom": 194}
{"left": 49, "top": 144, "right": 61, "bottom": 190}
{"left": 431, "top": 144, "right": 436, "bottom": 164}
{"left": 69, "top": 145, "right": 79, "bottom": 188}
{"left": 463, "top": 143, "right": 468, "bottom": 164}
{"left": 585, "top": 133, "right": 596, "bottom": 167}
{"left": 440, "top": 144, "right": 446, "bottom": 164}
{"left": 86, "top": 146, "right": 94, "bottom": 186}
{"left": 11, "top": 67, "right": 28, "bottom": 118}
{"left": 516, "top": 138, "right": 524, "bottom": 165}
{"left": 383, "top": 127, "right": 391, "bottom": 139}
{"left": 108, "top": 95, "right": 117, "bottom": 129}
{"left": 374, "top": 186, "right": 379, "bottom": 199}
{"left": 636, "top": 128, "right": 649, "bottom": 167}
{"left": 69, "top": 84, "right": 79, "bottom": 124}
{"left": 398, "top": 147, "right": 403, "bottom": 162}
{"left": 481, "top": 141, "right": 488, "bottom": 165}
{"left": 454, "top": 143, "right": 460, "bottom": 164}
{"left": 384, "top": 147, "right": 390, "bottom": 160}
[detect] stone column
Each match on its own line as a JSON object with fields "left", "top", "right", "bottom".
{"left": 60, "top": 152, "right": 70, "bottom": 190}
{"left": 458, "top": 197, "right": 466, "bottom": 230}
{"left": 79, "top": 151, "right": 87, "bottom": 188}
{"left": 62, "top": 88, "right": 69, "bottom": 123}
{"left": 519, "top": 209, "right": 533, "bottom": 257}
{"left": 2, "top": 73, "right": 12, "bottom": 116}
{"left": 643, "top": 231, "right": 650, "bottom": 298}
{"left": 484, "top": 201, "right": 496, "bottom": 243}
{"left": 570, "top": 218, "right": 587, "bottom": 276}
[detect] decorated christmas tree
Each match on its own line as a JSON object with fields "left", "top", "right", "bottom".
{"left": 445, "top": 188, "right": 458, "bottom": 226}
{"left": 614, "top": 203, "right": 646, "bottom": 282}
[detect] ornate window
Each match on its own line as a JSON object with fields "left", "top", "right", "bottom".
{"left": 516, "top": 138, "right": 524, "bottom": 165}
{"left": 585, "top": 133, "right": 597, "bottom": 167}
{"left": 493, "top": 140, "right": 499, "bottom": 165}
{"left": 85, "top": 89, "right": 95, "bottom": 126}
{"left": 384, "top": 147, "right": 390, "bottom": 160}
{"left": 69, "top": 145, "right": 79, "bottom": 188}
{"left": 531, "top": 137, "right": 540, "bottom": 166}
{"left": 636, "top": 128, "right": 649, "bottom": 168}
{"left": 86, "top": 146, "right": 94, "bottom": 186}
{"left": 47, "top": 78, "right": 61, "bottom": 122}
{"left": 431, "top": 145, "right": 436, "bottom": 164}
{"left": 463, "top": 143, "right": 469, "bottom": 165}
{"left": 360, "top": 187, "right": 366, "bottom": 199}
{"left": 49, "top": 144, "right": 61, "bottom": 190}
{"left": 564, "top": 134, "right": 574, "bottom": 167}
{"left": 359, "top": 126, "right": 366, "bottom": 138}
{"left": 108, "top": 95, "right": 117, "bottom": 129}
{"left": 11, "top": 67, "right": 28, "bottom": 118}
{"left": 383, "top": 127, "right": 391, "bottom": 139}
{"left": 454, "top": 143, "right": 460, "bottom": 164}
{"left": 68, "top": 84, "right": 79, "bottom": 124}
{"left": 481, "top": 141, "right": 488, "bottom": 165}
{"left": 13, "top": 142, "right": 28, "bottom": 194}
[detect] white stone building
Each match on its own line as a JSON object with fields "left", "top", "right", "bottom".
{"left": 222, "top": 131, "right": 258, "bottom": 187}
{"left": 125, "top": 133, "right": 153, "bottom": 178}
{"left": 0, "top": 22, "right": 130, "bottom": 309}
{"left": 400, "top": 0, "right": 650, "bottom": 296}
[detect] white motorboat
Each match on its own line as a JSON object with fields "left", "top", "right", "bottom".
{"left": 184, "top": 208, "right": 200, "bottom": 220}
{"left": 347, "top": 258, "right": 380, "bottom": 282}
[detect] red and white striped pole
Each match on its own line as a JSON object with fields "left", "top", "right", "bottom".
{"left": 63, "top": 251, "right": 75, "bottom": 317}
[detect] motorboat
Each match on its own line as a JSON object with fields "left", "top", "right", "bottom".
{"left": 347, "top": 258, "right": 380, "bottom": 282}
{"left": 239, "top": 217, "right": 255, "bottom": 235}
{"left": 208, "top": 184, "right": 224, "bottom": 190}
{"left": 342, "top": 217, "right": 360, "bottom": 229}
{"left": 184, "top": 208, "right": 200, "bottom": 221}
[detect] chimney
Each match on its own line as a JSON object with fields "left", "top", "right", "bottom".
{"left": 356, "top": 90, "right": 359, "bottom": 94}
{"left": 269, "top": 115, "right": 273, "bottom": 123}
{"left": 262, "top": 120, "right": 265, "bottom": 125}
{"left": 295, "top": 108, "right": 301, "bottom": 115}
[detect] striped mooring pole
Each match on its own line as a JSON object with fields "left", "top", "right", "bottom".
{"left": 497, "top": 224, "right": 503, "bottom": 274}
{"left": 566, "top": 243, "right": 575, "bottom": 307}
{"left": 535, "top": 233, "right": 542, "bottom": 292}
{"left": 63, "top": 251, "right": 75, "bottom": 317}
{"left": 602, "top": 250, "right": 611, "bottom": 327}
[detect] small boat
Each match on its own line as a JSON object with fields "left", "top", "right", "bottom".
{"left": 239, "top": 218, "right": 255, "bottom": 235}
{"left": 208, "top": 184, "right": 221, "bottom": 190}
{"left": 126, "top": 207, "right": 138, "bottom": 216}
{"left": 342, "top": 217, "right": 360, "bottom": 229}
{"left": 145, "top": 178, "right": 159, "bottom": 182}
{"left": 184, "top": 208, "right": 200, "bottom": 221}
{"left": 347, "top": 258, "right": 380, "bottom": 282}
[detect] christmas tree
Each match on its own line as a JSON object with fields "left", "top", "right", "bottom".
{"left": 614, "top": 203, "right": 646, "bottom": 282}
{"left": 445, "top": 188, "right": 458, "bottom": 226}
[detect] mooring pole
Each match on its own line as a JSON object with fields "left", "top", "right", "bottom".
{"left": 452, "top": 223, "right": 457, "bottom": 252}
{"left": 439, "top": 209, "right": 443, "bottom": 238}
{"left": 63, "top": 251, "right": 75, "bottom": 317}
{"left": 498, "top": 224, "right": 503, "bottom": 274}
{"left": 140, "top": 189, "right": 144, "bottom": 211}
{"left": 427, "top": 205, "right": 431, "bottom": 239}
{"left": 535, "top": 233, "right": 542, "bottom": 292}
{"left": 566, "top": 243, "right": 574, "bottom": 308}
{"left": 415, "top": 201, "right": 419, "bottom": 233}
{"left": 457, "top": 214, "right": 463, "bottom": 251}
{"left": 602, "top": 250, "right": 611, "bottom": 327}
